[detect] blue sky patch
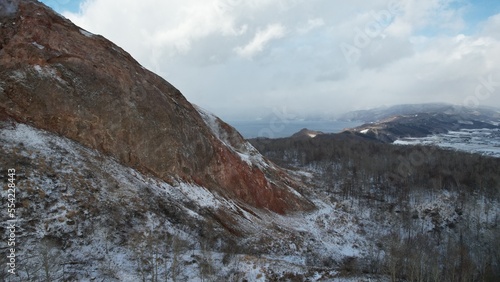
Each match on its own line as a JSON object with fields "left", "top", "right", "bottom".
{"left": 39, "top": 0, "right": 82, "bottom": 14}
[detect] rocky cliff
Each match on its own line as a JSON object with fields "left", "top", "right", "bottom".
{"left": 0, "top": 0, "right": 312, "bottom": 214}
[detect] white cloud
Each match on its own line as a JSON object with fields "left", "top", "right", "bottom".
{"left": 234, "top": 23, "right": 286, "bottom": 58}
{"left": 64, "top": 0, "right": 249, "bottom": 61}
{"left": 61, "top": 0, "right": 500, "bottom": 120}
{"left": 297, "top": 18, "right": 325, "bottom": 34}
{"left": 386, "top": 0, "right": 465, "bottom": 36}
{"left": 480, "top": 13, "right": 500, "bottom": 39}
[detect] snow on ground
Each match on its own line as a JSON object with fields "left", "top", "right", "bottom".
{"left": 194, "top": 105, "right": 272, "bottom": 169}
{"left": 16, "top": 121, "right": 484, "bottom": 281}
{"left": 1, "top": 122, "right": 380, "bottom": 280}
{"left": 31, "top": 42, "right": 45, "bottom": 49}
{"left": 32, "top": 64, "right": 68, "bottom": 85}
{"left": 394, "top": 128, "right": 500, "bottom": 157}
{"left": 195, "top": 106, "right": 316, "bottom": 208}
{"left": 1, "top": 122, "right": 47, "bottom": 148}
{"left": 9, "top": 70, "right": 26, "bottom": 81}
{"left": 5, "top": 121, "right": 495, "bottom": 280}
{"left": 253, "top": 192, "right": 369, "bottom": 266}
{"left": 0, "top": 123, "right": 214, "bottom": 280}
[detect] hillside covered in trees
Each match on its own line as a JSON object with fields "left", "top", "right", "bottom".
{"left": 250, "top": 131, "right": 500, "bottom": 281}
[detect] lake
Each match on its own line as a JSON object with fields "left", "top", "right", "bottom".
{"left": 227, "top": 120, "right": 364, "bottom": 139}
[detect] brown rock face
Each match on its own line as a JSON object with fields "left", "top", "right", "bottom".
{"left": 0, "top": 0, "right": 313, "bottom": 213}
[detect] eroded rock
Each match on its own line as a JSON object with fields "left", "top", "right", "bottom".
{"left": 0, "top": 0, "right": 314, "bottom": 214}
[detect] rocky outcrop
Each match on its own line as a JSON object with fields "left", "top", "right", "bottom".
{"left": 0, "top": 0, "right": 313, "bottom": 213}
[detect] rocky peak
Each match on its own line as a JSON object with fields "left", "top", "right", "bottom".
{"left": 0, "top": 0, "right": 313, "bottom": 213}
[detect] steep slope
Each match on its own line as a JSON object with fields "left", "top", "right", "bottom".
{"left": 0, "top": 122, "right": 377, "bottom": 281}
{"left": 0, "top": 0, "right": 312, "bottom": 214}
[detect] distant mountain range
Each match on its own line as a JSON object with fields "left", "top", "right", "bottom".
{"left": 338, "top": 103, "right": 500, "bottom": 123}
{"left": 249, "top": 104, "right": 500, "bottom": 281}
{"left": 284, "top": 103, "right": 500, "bottom": 144}
{"left": 342, "top": 103, "right": 500, "bottom": 143}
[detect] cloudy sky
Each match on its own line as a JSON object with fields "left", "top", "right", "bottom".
{"left": 40, "top": 0, "right": 500, "bottom": 121}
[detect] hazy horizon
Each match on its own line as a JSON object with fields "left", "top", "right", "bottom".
{"left": 41, "top": 0, "right": 500, "bottom": 121}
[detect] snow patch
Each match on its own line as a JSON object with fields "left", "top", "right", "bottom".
{"left": 33, "top": 64, "right": 67, "bottom": 85}
{"left": 0, "top": 123, "right": 48, "bottom": 148}
{"left": 394, "top": 128, "right": 500, "bottom": 157}
{"left": 174, "top": 182, "right": 221, "bottom": 209}
{"left": 79, "top": 29, "right": 94, "bottom": 37}
{"left": 194, "top": 105, "right": 271, "bottom": 169}
{"left": 10, "top": 70, "right": 26, "bottom": 81}
{"left": 32, "top": 41, "right": 45, "bottom": 49}
{"left": 194, "top": 105, "right": 225, "bottom": 142}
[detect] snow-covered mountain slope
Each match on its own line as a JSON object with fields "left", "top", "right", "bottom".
{"left": 250, "top": 133, "right": 500, "bottom": 281}
{"left": 0, "top": 121, "right": 386, "bottom": 281}
{"left": 195, "top": 105, "right": 278, "bottom": 171}
{"left": 0, "top": 121, "right": 245, "bottom": 280}
{"left": 4, "top": 121, "right": 498, "bottom": 281}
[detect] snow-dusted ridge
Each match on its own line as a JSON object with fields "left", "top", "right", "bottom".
{"left": 195, "top": 105, "right": 272, "bottom": 169}
{"left": 0, "top": 122, "right": 255, "bottom": 280}
{"left": 0, "top": 122, "right": 377, "bottom": 280}
{"left": 194, "top": 105, "right": 314, "bottom": 207}
{"left": 79, "top": 29, "right": 94, "bottom": 37}
{"left": 4, "top": 120, "right": 497, "bottom": 280}
{"left": 0, "top": 123, "right": 366, "bottom": 281}
{"left": 0, "top": 122, "right": 253, "bottom": 216}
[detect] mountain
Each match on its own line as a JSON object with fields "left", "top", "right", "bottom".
{"left": 0, "top": 0, "right": 312, "bottom": 214}
{"left": 2, "top": 2, "right": 499, "bottom": 281}
{"left": 3, "top": 121, "right": 346, "bottom": 281}
{"left": 339, "top": 103, "right": 500, "bottom": 123}
{"left": 340, "top": 104, "right": 500, "bottom": 143}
